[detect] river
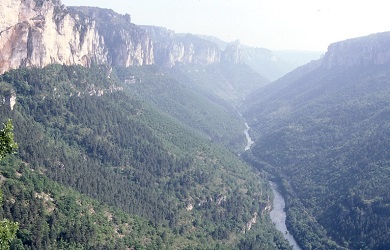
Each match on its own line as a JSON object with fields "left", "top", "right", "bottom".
{"left": 269, "top": 182, "right": 302, "bottom": 250}
{"left": 244, "top": 123, "right": 254, "bottom": 151}
{"left": 243, "top": 123, "right": 301, "bottom": 250}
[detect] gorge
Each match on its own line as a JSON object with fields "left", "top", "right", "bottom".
{"left": 1, "top": 0, "right": 390, "bottom": 249}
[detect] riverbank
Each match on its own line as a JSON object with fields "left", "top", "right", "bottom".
{"left": 269, "top": 182, "right": 302, "bottom": 250}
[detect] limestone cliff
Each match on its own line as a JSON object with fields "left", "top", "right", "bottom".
{"left": 73, "top": 7, "right": 154, "bottom": 67}
{"left": 0, "top": 0, "right": 241, "bottom": 74}
{"left": 221, "top": 40, "right": 242, "bottom": 64}
{"left": 322, "top": 32, "right": 390, "bottom": 69}
{"left": 0, "top": 0, "right": 154, "bottom": 74}
{"left": 163, "top": 34, "right": 221, "bottom": 67}
{"left": 0, "top": 0, "right": 108, "bottom": 74}
{"left": 142, "top": 26, "right": 221, "bottom": 67}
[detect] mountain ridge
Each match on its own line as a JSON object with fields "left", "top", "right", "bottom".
{"left": 0, "top": 0, "right": 267, "bottom": 75}
{"left": 0, "top": 0, "right": 321, "bottom": 80}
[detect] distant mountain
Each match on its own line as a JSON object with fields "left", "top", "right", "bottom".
{"left": 240, "top": 46, "right": 289, "bottom": 81}
{"left": 197, "top": 35, "right": 322, "bottom": 80}
{"left": 243, "top": 31, "right": 390, "bottom": 249}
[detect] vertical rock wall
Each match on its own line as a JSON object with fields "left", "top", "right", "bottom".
{"left": 0, "top": 0, "right": 246, "bottom": 74}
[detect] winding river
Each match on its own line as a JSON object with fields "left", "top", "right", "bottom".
{"left": 243, "top": 123, "right": 301, "bottom": 250}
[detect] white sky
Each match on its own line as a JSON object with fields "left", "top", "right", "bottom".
{"left": 61, "top": 0, "right": 390, "bottom": 51}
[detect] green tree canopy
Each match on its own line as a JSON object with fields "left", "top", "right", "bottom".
{"left": 0, "top": 119, "right": 18, "bottom": 250}
{"left": 0, "top": 120, "right": 17, "bottom": 160}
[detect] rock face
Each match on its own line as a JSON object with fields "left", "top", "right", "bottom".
{"left": 0, "top": 0, "right": 109, "bottom": 74}
{"left": 221, "top": 40, "right": 242, "bottom": 64}
{"left": 159, "top": 34, "right": 221, "bottom": 67}
{"left": 170, "top": 35, "right": 221, "bottom": 66}
{"left": 74, "top": 7, "right": 154, "bottom": 67}
{"left": 0, "top": 0, "right": 155, "bottom": 74}
{"left": 142, "top": 27, "right": 249, "bottom": 67}
{"left": 322, "top": 32, "right": 390, "bottom": 69}
{"left": 0, "top": 1, "right": 231, "bottom": 74}
{"left": 142, "top": 26, "right": 221, "bottom": 67}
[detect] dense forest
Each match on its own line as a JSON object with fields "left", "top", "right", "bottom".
{"left": 244, "top": 63, "right": 390, "bottom": 249}
{"left": 0, "top": 64, "right": 291, "bottom": 249}
{"left": 115, "top": 63, "right": 267, "bottom": 152}
{"left": 2, "top": 1, "right": 390, "bottom": 249}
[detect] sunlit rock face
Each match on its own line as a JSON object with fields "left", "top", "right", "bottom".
{"left": 0, "top": 0, "right": 108, "bottom": 74}
{"left": 74, "top": 7, "right": 154, "bottom": 67}
{"left": 0, "top": 0, "right": 154, "bottom": 74}
{"left": 0, "top": 0, "right": 246, "bottom": 74}
{"left": 162, "top": 36, "right": 221, "bottom": 67}
{"left": 322, "top": 32, "right": 390, "bottom": 69}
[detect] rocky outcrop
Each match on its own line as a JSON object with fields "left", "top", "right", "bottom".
{"left": 163, "top": 34, "right": 220, "bottom": 67}
{"left": 8, "top": 1, "right": 388, "bottom": 77}
{"left": 0, "top": 0, "right": 154, "bottom": 74}
{"left": 0, "top": 0, "right": 244, "bottom": 74}
{"left": 142, "top": 26, "right": 221, "bottom": 67}
{"left": 322, "top": 32, "right": 390, "bottom": 69}
{"left": 0, "top": 0, "right": 108, "bottom": 74}
{"left": 221, "top": 40, "right": 242, "bottom": 64}
{"left": 242, "top": 212, "right": 258, "bottom": 233}
{"left": 74, "top": 7, "right": 154, "bottom": 67}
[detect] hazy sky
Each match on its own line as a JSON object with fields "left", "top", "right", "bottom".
{"left": 61, "top": 0, "right": 390, "bottom": 51}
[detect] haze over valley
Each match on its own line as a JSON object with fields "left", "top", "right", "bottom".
{"left": 0, "top": 0, "right": 389, "bottom": 249}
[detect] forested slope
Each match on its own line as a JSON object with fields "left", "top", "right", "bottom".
{"left": 116, "top": 63, "right": 267, "bottom": 152}
{"left": 0, "top": 156, "right": 195, "bottom": 249}
{"left": 0, "top": 64, "right": 290, "bottom": 249}
{"left": 244, "top": 60, "right": 390, "bottom": 249}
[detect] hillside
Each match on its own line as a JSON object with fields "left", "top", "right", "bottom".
{"left": 0, "top": 64, "right": 291, "bottom": 249}
{"left": 243, "top": 32, "right": 390, "bottom": 249}
{"left": 0, "top": 156, "right": 196, "bottom": 249}
{"left": 115, "top": 63, "right": 267, "bottom": 148}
